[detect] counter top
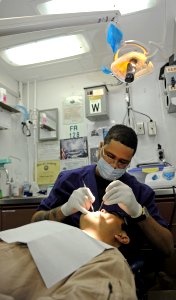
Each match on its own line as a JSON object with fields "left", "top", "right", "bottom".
{"left": 154, "top": 187, "right": 176, "bottom": 196}
{"left": 0, "top": 195, "right": 46, "bottom": 205}
{"left": 0, "top": 189, "right": 175, "bottom": 205}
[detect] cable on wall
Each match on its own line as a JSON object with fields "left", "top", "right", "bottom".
{"left": 122, "top": 83, "right": 154, "bottom": 129}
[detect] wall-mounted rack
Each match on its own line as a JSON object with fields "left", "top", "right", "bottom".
{"left": 0, "top": 102, "right": 20, "bottom": 113}
{"left": 40, "top": 124, "right": 56, "bottom": 131}
{"left": 0, "top": 103, "right": 20, "bottom": 130}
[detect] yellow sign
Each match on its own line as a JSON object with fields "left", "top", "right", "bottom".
{"left": 142, "top": 167, "right": 159, "bottom": 173}
{"left": 88, "top": 95, "right": 102, "bottom": 101}
{"left": 37, "top": 160, "right": 60, "bottom": 185}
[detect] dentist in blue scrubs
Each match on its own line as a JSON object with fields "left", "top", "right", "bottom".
{"left": 32, "top": 124, "right": 174, "bottom": 261}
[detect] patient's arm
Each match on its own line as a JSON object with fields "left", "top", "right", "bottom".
{"left": 31, "top": 207, "right": 66, "bottom": 223}
{"left": 0, "top": 294, "right": 14, "bottom": 300}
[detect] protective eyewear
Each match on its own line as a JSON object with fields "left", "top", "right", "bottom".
{"left": 102, "top": 147, "right": 131, "bottom": 168}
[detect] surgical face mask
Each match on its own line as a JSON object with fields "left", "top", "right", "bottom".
{"left": 97, "top": 157, "right": 126, "bottom": 181}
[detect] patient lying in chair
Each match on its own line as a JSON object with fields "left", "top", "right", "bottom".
{"left": 0, "top": 210, "right": 137, "bottom": 300}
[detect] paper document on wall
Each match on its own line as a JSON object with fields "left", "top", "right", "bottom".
{"left": 37, "top": 160, "right": 60, "bottom": 185}
{"left": 0, "top": 221, "right": 112, "bottom": 288}
{"left": 63, "top": 96, "right": 84, "bottom": 124}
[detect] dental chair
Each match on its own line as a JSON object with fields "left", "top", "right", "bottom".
{"left": 131, "top": 259, "right": 147, "bottom": 300}
{"left": 131, "top": 245, "right": 176, "bottom": 300}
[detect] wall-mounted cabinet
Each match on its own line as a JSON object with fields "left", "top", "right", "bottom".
{"left": 84, "top": 85, "right": 109, "bottom": 121}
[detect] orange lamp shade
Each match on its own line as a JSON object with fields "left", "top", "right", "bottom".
{"left": 111, "top": 42, "right": 154, "bottom": 82}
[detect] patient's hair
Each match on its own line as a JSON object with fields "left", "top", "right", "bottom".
{"left": 104, "top": 124, "right": 138, "bottom": 155}
{"left": 121, "top": 222, "right": 131, "bottom": 237}
{"left": 110, "top": 211, "right": 131, "bottom": 239}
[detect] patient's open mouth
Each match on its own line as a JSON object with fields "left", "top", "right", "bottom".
{"left": 88, "top": 211, "right": 101, "bottom": 217}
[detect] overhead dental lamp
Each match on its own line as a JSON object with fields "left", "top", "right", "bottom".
{"left": 111, "top": 40, "right": 154, "bottom": 83}
{"left": 102, "top": 23, "right": 154, "bottom": 83}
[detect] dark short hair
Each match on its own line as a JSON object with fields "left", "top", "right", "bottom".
{"left": 110, "top": 211, "right": 131, "bottom": 238}
{"left": 104, "top": 124, "right": 138, "bottom": 155}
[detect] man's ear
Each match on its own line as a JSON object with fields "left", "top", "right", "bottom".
{"left": 114, "top": 231, "right": 130, "bottom": 245}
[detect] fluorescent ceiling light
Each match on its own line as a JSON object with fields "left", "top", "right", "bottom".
{"left": 37, "top": 0, "right": 157, "bottom": 15}
{"left": 1, "top": 34, "right": 89, "bottom": 66}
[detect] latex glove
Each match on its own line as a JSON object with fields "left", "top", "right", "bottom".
{"left": 103, "top": 180, "right": 142, "bottom": 218}
{"left": 61, "top": 187, "right": 95, "bottom": 216}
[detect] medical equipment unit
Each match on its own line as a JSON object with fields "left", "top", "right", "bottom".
{"left": 164, "top": 65, "right": 176, "bottom": 113}
{"left": 159, "top": 54, "right": 176, "bottom": 113}
{"left": 145, "top": 166, "right": 176, "bottom": 190}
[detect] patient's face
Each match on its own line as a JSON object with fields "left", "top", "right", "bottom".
{"left": 80, "top": 209, "right": 129, "bottom": 247}
{"left": 80, "top": 209, "right": 124, "bottom": 231}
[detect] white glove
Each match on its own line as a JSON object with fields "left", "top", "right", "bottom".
{"left": 61, "top": 187, "right": 95, "bottom": 216}
{"left": 103, "top": 180, "right": 142, "bottom": 218}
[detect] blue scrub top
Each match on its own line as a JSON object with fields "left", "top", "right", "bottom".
{"left": 38, "top": 164, "right": 167, "bottom": 229}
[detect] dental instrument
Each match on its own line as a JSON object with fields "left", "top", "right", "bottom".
{"left": 82, "top": 180, "right": 94, "bottom": 212}
{"left": 98, "top": 201, "right": 104, "bottom": 211}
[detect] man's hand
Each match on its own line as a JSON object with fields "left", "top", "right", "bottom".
{"left": 103, "top": 180, "right": 142, "bottom": 218}
{"left": 61, "top": 187, "right": 95, "bottom": 216}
